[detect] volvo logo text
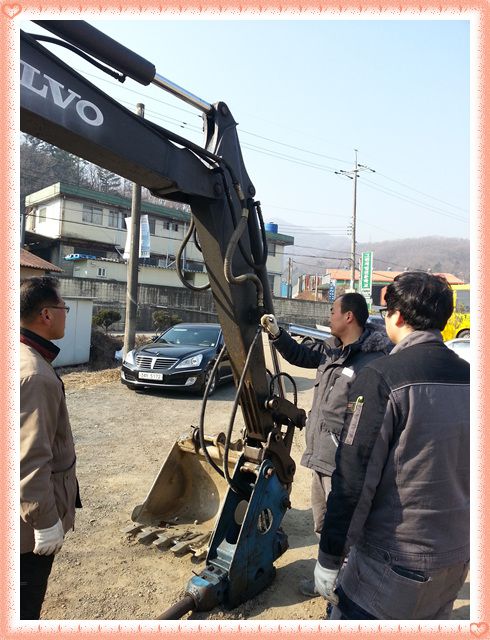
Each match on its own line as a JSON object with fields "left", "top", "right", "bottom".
{"left": 20, "top": 60, "right": 104, "bottom": 127}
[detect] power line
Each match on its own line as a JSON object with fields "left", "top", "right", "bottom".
{"left": 71, "top": 68, "right": 468, "bottom": 222}
{"left": 239, "top": 128, "right": 351, "bottom": 166}
{"left": 21, "top": 63, "right": 468, "bottom": 234}
{"left": 360, "top": 177, "right": 467, "bottom": 223}
{"left": 135, "top": 109, "right": 468, "bottom": 224}
{"left": 366, "top": 170, "right": 468, "bottom": 214}
{"left": 263, "top": 203, "right": 349, "bottom": 219}
{"left": 241, "top": 141, "right": 338, "bottom": 173}
{"left": 285, "top": 243, "right": 351, "bottom": 255}
{"left": 80, "top": 68, "right": 468, "bottom": 220}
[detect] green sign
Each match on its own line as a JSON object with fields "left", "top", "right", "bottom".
{"left": 360, "top": 251, "right": 373, "bottom": 298}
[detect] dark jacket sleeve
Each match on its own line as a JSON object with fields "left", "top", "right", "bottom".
{"left": 318, "top": 365, "right": 393, "bottom": 567}
{"left": 271, "top": 329, "right": 324, "bottom": 369}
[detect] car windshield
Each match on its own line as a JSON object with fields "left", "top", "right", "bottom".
{"left": 156, "top": 326, "right": 220, "bottom": 347}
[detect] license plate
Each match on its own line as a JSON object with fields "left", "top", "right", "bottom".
{"left": 139, "top": 372, "right": 163, "bottom": 381}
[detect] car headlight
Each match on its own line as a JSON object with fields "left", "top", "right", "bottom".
{"left": 123, "top": 350, "right": 135, "bottom": 365}
{"left": 176, "top": 353, "right": 203, "bottom": 369}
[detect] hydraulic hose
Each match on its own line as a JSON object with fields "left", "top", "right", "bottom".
{"left": 253, "top": 200, "right": 268, "bottom": 266}
{"left": 219, "top": 170, "right": 257, "bottom": 270}
{"left": 223, "top": 326, "right": 262, "bottom": 496}
{"left": 157, "top": 594, "right": 196, "bottom": 620}
{"left": 223, "top": 208, "right": 264, "bottom": 309}
{"left": 176, "top": 218, "right": 210, "bottom": 291}
{"left": 198, "top": 343, "right": 228, "bottom": 478}
{"left": 269, "top": 371, "right": 298, "bottom": 407}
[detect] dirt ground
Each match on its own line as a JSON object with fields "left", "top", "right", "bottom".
{"left": 41, "top": 337, "right": 470, "bottom": 621}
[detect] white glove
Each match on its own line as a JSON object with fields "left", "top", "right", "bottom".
{"left": 314, "top": 561, "right": 340, "bottom": 605}
{"left": 260, "top": 314, "right": 280, "bottom": 338}
{"left": 33, "top": 519, "right": 65, "bottom": 556}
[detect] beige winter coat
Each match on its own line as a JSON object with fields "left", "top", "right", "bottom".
{"left": 20, "top": 342, "right": 78, "bottom": 553}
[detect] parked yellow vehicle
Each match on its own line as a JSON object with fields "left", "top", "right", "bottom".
{"left": 442, "top": 284, "right": 470, "bottom": 340}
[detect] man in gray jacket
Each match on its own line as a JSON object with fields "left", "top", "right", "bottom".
{"left": 314, "top": 272, "right": 470, "bottom": 619}
{"left": 20, "top": 277, "right": 80, "bottom": 619}
{"left": 261, "top": 293, "right": 391, "bottom": 595}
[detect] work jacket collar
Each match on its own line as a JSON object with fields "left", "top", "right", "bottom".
{"left": 20, "top": 327, "right": 60, "bottom": 363}
{"left": 391, "top": 329, "right": 443, "bottom": 355}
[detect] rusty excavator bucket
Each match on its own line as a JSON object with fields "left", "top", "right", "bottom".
{"left": 124, "top": 428, "right": 242, "bottom": 559}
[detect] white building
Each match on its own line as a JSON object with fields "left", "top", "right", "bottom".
{"left": 24, "top": 183, "right": 294, "bottom": 296}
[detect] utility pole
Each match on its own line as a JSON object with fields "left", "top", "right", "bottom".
{"left": 335, "top": 150, "right": 375, "bottom": 292}
{"left": 123, "top": 103, "right": 145, "bottom": 358}
{"left": 287, "top": 257, "right": 293, "bottom": 298}
{"left": 20, "top": 211, "right": 26, "bottom": 247}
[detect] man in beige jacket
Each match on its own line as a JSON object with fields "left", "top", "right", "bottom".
{"left": 20, "top": 277, "right": 80, "bottom": 619}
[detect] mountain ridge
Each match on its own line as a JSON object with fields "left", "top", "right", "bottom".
{"left": 276, "top": 223, "right": 470, "bottom": 282}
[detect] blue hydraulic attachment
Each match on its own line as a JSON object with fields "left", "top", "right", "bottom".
{"left": 159, "top": 455, "right": 291, "bottom": 618}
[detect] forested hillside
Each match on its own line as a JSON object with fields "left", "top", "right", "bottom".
{"left": 20, "top": 135, "right": 188, "bottom": 214}
{"left": 283, "top": 228, "right": 470, "bottom": 283}
{"left": 358, "top": 237, "right": 470, "bottom": 282}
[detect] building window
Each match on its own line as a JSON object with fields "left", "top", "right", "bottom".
{"left": 268, "top": 274, "right": 275, "bottom": 292}
{"left": 82, "top": 204, "right": 103, "bottom": 225}
{"left": 268, "top": 242, "right": 276, "bottom": 256}
{"left": 148, "top": 216, "right": 156, "bottom": 235}
{"left": 108, "top": 209, "right": 124, "bottom": 229}
{"left": 97, "top": 267, "right": 107, "bottom": 278}
{"left": 37, "top": 207, "right": 47, "bottom": 223}
{"left": 173, "top": 223, "right": 179, "bottom": 232}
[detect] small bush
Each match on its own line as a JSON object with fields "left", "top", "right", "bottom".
{"left": 152, "top": 309, "right": 182, "bottom": 333}
{"left": 135, "top": 334, "right": 154, "bottom": 348}
{"left": 89, "top": 328, "right": 123, "bottom": 370}
{"left": 93, "top": 309, "right": 122, "bottom": 333}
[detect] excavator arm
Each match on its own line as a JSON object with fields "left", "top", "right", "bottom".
{"left": 20, "top": 21, "right": 306, "bottom": 616}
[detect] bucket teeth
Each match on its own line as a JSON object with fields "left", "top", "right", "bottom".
{"left": 187, "top": 532, "right": 211, "bottom": 559}
{"left": 170, "top": 532, "right": 201, "bottom": 556}
{"left": 152, "top": 528, "right": 187, "bottom": 550}
{"left": 136, "top": 527, "right": 168, "bottom": 544}
{"left": 121, "top": 523, "right": 144, "bottom": 535}
{"left": 124, "top": 521, "right": 212, "bottom": 559}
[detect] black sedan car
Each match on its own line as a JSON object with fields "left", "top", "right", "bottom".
{"left": 120, "top": 323, "right": 233, "bottom": 395}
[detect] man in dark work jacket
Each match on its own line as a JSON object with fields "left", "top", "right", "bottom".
{"left": 261, "top": 293, "right": 391, "bottom": 596}
{"left": 314, "top": 272, "right": 470, "bottom": 620}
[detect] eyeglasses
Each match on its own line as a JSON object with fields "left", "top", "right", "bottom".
{"left": 379, "top": 307, "right": 388, "bottom": 319}
{"left": 43, "top": 306, "right": 70, "bottom": 314}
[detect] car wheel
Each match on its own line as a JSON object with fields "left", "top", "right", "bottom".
{"left": 457, "top": 329, "right": 470, "bottom": 338}
{"left": 200, "top": 366, "right": 218, "bottom": 396}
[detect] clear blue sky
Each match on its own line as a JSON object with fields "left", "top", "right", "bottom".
{"left": 23, "top": 18, "right": 470, "bottom": 244}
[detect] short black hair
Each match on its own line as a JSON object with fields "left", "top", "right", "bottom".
{"left": 20, "top": 276, "right": 61, "bottom": 323}
{"left": 338, "top": 293, "right": 369, "bottom": 328}
{"left": 384, "top": 271, "right": 453, "bottom": 331}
